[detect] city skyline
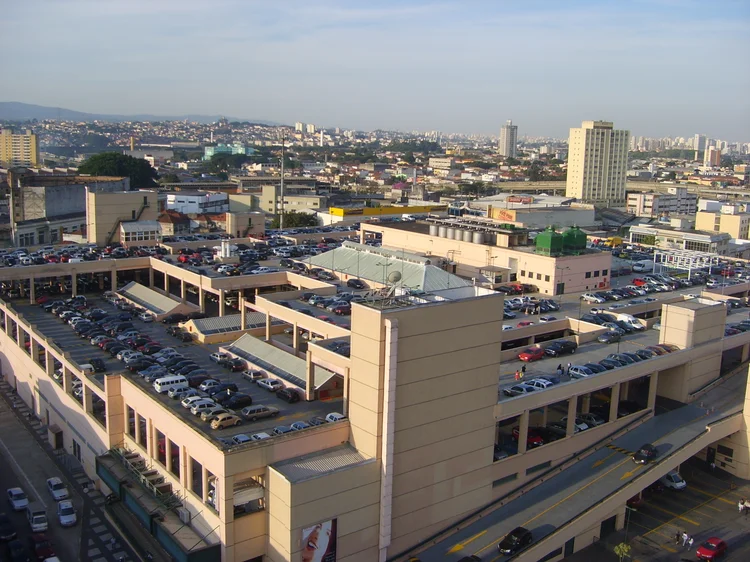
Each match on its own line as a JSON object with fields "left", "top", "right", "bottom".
{"left": 3, "top": 0, "right": 749, "bottom": 140}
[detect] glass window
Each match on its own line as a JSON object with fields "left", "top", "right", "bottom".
{"left": 602, "top": 269, "right": 608, "bottom": 276}
{"left": 168, "top": 439, "right": 180, "bottom": 478}
{"left": 536, "top": 273, "right": 542, "bottom": 280}
{"left": 191, "top": 458, "right": 203, "bottom": 498}
{"left": 593, "top": 271, "right": 600, "bottom": 277}
{"left": 545, "top": 275, "right": 550, "bottom": 282}
{"left": 127, "top": 406, "right": 135, "bottom": 439}
{"left": 137, "top": 413, "right": 147, "bottom": 448}
{"left": 520, "top": 270, "right": 526, "bottom": 277}
{"left": 585, "top": 272, "right": 591, "bottom": 279}
{"left": 155, "top": 429, "right": 166, "bottom": 466}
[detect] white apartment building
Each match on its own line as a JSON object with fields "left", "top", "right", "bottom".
{"left": 626, "top": 186, "right": 697, "bottom": 217}
{"left": 566, "top": 120, "right": 630, "bottom": 206}
{"left": 498, "top": 119, "right": 518, "bottom": 158}
{"left": 428, "top": 157, "right": 455, "bottom": 170}
{"left": 166, "top": 192, "right": 229, "bottom": 215}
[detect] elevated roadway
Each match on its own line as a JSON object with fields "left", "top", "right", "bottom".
{"left": 404, "top": 368, "right": 746, "bottom": 562}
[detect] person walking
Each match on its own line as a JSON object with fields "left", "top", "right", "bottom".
{"left": 514, "top": 370, "right": 520, "bottom": 381}
{"left": 521, "top": 365, "right": 526, "bottom": 377}
{"left": 682, "top": 532, "right": 688, "bottom": 547}
{"left": 739, "top": 498, "right": 745, "bottom": 514}
{"left": 674, "top": 530, "right": 681, "bottom": 545}
{"left": 687, "top": 536, "right": 694, "bottom": 550}
{"left": 556, "top": 364, "right": 563, "bottom": 377}
{"left": 566, "top": 362, "right": 572, "bottom": 376}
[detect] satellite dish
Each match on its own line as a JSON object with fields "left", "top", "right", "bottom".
{"left": 387, "top": 271, "right": 402, "bottom": 283}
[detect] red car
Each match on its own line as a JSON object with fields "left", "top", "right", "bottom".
{"left": 516, "top": 321, "right": 534, "bottom": 328}
{"left": 29, "top": 533, "right": 55, "bottom": 561}
{"left": 511, "top": 426, "right": 544, "bottom": 447}
{"left": 518, "top": 347, "right": 544, "bottom": 362}
{"left": 696, "top": 537, "right": 727, "bottom": 560}
{"left": 632, "top": 278, "right": 648, "bottom": 286}
{"left": 626, "top": 493, "right": 644, "bottom": 509}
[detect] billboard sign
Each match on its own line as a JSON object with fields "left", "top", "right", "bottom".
{"left": 301, "top": 519, "right": 337, "bottom": 562}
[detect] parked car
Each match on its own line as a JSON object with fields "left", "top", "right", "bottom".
{"left": 569, "top": 365, "right": 595, "bottom": 379}
{"left": 597, "top": 331, "right": 621, "bottom": 344}
{"left": 659, "top": 470, "right": 687, "bottom": 490}
{"left": 276, "top": 388, "right": 300, "bottom": 403}
{"left": 696, "top": 537, "right": 727, "bottom": 560}
{"left": 511, "top": 426, "right": 544, "bottom": 448}
{"left": 45, "top": 477, "right": 69, "bottom": 501}
{"left": 517, "top": 347, "right": 544, "bottom": 362}
{"left": 240, "top": 405, "right": 280, "bottom": 421}
{"left": 503, "top": 384, "right": 537, "bottom": 397}
{"left": 544, "top": 340, "right": 577, "bottom": 357}
{"left": 210, "top": 413, "right": 243, "bottom": 430}
{"left": 6, "top": 488, "right": 28, "bottom": 512}
{"left": 257, "top": 378, "right": 284, "bottom": 392}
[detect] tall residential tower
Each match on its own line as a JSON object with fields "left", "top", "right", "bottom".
{"left": 565, "top": 120, "right": 629, "bottom": 206}
{"left": 0, "top": 128, "right": 40, "bottom": 167}
{"left": 497, "top": 120, "right": 518, "bottom": 158}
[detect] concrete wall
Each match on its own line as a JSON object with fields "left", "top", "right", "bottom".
{"left": 87, "top": 190, "right": 159, "bottom": 246}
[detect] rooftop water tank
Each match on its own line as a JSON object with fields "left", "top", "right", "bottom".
{"left": 562, "top": 226, "right": 588, "bottom": 254}
{"left": 463, "top": 230, "right": 473, "bottom": 242}
{"left": 472, "top": 231, "right": 485, "bottom": 244}
{"left": 429, "top": 224, "right": 439, "bottom": 236}
{"left": 438, "top": 226, "right": 447, "bottom": 238}
{"left": 534, "top": 226, "right": 564, "bottom": 256}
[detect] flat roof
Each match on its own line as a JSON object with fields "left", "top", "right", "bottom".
{"left": 119, "top": 281, "right": 181, "bottom": 315}
{"left": 189, "top": 312, "right": 283, "bottom": 335}
{"left": 271, "top": 444, "right": 372, "bottom": 483}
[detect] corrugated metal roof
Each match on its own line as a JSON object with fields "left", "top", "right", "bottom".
{"left": 272, "top": 444, "right": 371, "bottom": 483}
{"left": 119, "top": 282, "right": 180, "bottom": 314}
{"left": 304, "top": 242, "right": 469, "bottom": 292}
{"left": 191, "top": 311, "right": 277, "bottom": 334}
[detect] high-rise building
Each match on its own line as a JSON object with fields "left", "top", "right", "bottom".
{"left": 0, "top": 128, "right": 40, "bottom": 167}
{"left": 704, "top": 146, "right": 722, "bottom": 167}
{"left": 565, "top": 120, "right": 629, "bottom": 206}
{"left": 305, "top": 123, "right": 316, "bottom": 134}
{"left": 294, "top": 122, "right": 304, "bottom": 132}
{"left": 693, "top": 134, "right": 707, "bottom": 151}
{"left": 497, "top": 120, "right": 518, "bottom": 158}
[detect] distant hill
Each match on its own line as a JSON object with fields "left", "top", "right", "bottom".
{"left": 0, "top": 101, "right": 280, "bottom": 125}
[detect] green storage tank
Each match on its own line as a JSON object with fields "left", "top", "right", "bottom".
{"left": 562, "top": 226, "right": 588, "bottom": 254}
{"left": 535, "top": 226, "right": 564, "bottom": 256}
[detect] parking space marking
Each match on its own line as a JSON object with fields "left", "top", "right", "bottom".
{"left": 685, "top": 482, "right": 738, "bottom": 504}
{"left": 646, "top": 504, "right": 699, "bottom": 525}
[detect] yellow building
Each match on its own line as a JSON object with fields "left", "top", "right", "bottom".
{"left": 86, "top": 189, "right": 159, "bottom": 246}
{"left": 695, "top": 206, "right": 750, "bottom": 240}
{"left": 0, "top": 128, "right": 40, "bottom": 167}
{"left": 566, "top": 121, "right": 629, "bottom": 205}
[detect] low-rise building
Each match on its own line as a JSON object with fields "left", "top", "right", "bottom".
{"left": 695, "top": 205, "right": 750, "bottom": 240}
{"left": 626, "top": 186, "right": 698, "bottom": 217}
{"left": 166, "top": 191, "right": 229, "bottom": 215}
{"left": 629, "top": 223, "right": 733, "bottom": 254}
{"left": 86, "top": 189, "right": 159, "bottom": 246}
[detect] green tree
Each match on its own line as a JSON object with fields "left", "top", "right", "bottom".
{"left": 78, "top": 152, "right": 158, "bottom": 188}
{"left": 159, "top": 173, "right": 180, "bottom": 184}
{"left": 528, "top": 161, "right": 546, "bottom": 181}
{"left": 270, "top": 211, "right": 318, "bottom": 229}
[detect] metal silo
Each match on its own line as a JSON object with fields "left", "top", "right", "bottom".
{"left": 463, "top": 230, "right": 473, "bottom": 242}
{"left": 472, "top": 231, "right": 485, "bottom": 244}
{"left": 438, "top": 226, "right": 447, "bottom": 238}
{"left": 429, "top": 224, "right": 439, "bottom": 236}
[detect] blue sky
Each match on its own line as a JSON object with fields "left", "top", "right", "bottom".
{"left": 3, "top": 0, "right": 749, "bottom": 140}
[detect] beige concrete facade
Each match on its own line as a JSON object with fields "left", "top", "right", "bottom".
{"left": 0, "top": 128, "right": 39, "bottom": 167}
{"left": 696, "top": 209, "right": 750, "bottom": 239}
{"left": 86, "top": 190, "right": 159, "bottom": 246}
{"left": 1, "top": 256, "right": 750, "bottom": 562}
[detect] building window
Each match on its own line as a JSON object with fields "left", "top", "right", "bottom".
{"left": 520, "top": 270, "right": 526, "bottom": 277}
{"left": 191, "top": 458, "right": 203, "bottom": 498}
{"left": 155, "top": 429, "right": 166, "bottom": 466}
{"left": 526, "top": 461, "right": 551, "bottom": 475}
{"left": 127, "top": 406, "right": 136, "bottom": 439}
{"left": 593, "top": 271, "right": 600, "bottom": 277}
{"left": 528, "top": 271, "right": 534, "bottom": 278}
{"left": 585, "top": 272, "right": 591, "bottom": 279}
{"left": 168, "top": 440, "right": 180, "bottom": 478}
{"left": 602, "top": 269, "right": 608, "bottom": 276}
{"left": 536, "top": 273, "right": 542, "bottom": 280}
{"left": 137, "top": 413, "right": 147, "bottom": 447}
{"left": 545, "top": 275, "right": 550, "bottom": 282}
{"left": 492, "top": 473, "right": 518, "bottom": 487}
{"left": 717, "top": 444, "right": 733, "bottom": 457}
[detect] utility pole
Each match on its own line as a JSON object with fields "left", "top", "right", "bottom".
{"left": 279, "top": 132, "right": 286, "bottom": 230}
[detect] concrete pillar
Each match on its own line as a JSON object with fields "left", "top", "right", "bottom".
{"left": 135, "top": 415, "right": 143, "bottom": 447}
{"left": 164, "top": 273, "right": 170, "bottom": 293}
{"left": 180, "top": 279, "right": 186, "bottom": 302}
{"left": 146, "top": 419, "right": 155, "bottom": 460}
{"left": 45, "top": 350, "right": 54, "bottom": 377}
{"left": 240, "top": 297, "right": 247, "bottom": 330}
{"left": 292, "top": 322, "right": 300, "bottom": 352}
{"left": 30, "top": 340, "right": 40, "bottom": 365}
{"left": 63, "top": 369, "right": 73, "bottom": 394}
{"left": 98, "top": 274, "right": 105, "bottom": 290}
{"left": 148, "top": 268, "right": 154, "bottom": 288}
{"left": 83, "top": 386, "right": 92, "bottom": 414}
{"left": 265, "top": 313, "right": 272, "bottom": 341}
{"left": 111, "top": 268, "right": 117, "bottom": 291}
{"left": 180, "top": 447, "right": 188, "bottom": 488}
{"left": 621, "top": 380, "right": 630, "bottom": 401}
{"left": 610, "top": 383, "right": 621, "bottom": 422}
{"left": 541, "top": 405, "right": 548, "bottom": 427}
{"left": 218, "top": 290, "right": 226, "bottom": 316}
{"left": 566, "top": 398, "right": 577, "bottom": 436}
{"left": 29, "top": 278, "right": 35, "bottom": 304}
{"left": 742, "top": 343, "right": 750, "bottom": 363}
{"left": 305, "top": 352, "right": 315, "bottom": 401}
{"left": 71, "top": 275, "right": 77, "bottom": 297}
{"left": 647, "top": 372, "right": 659, "bottom": 410}
{"left": 360, "top": 230, "right": 366, "bottom": 244}
{"left": 165, "top": 439, "right": 173, "bottom": 474}
{"left": 518, "top": 410, "right": 530, "bottom": 454}
{"left": 342, "top": 367, "right": 350, "bottom": 414}
{"left": 581, "top": 394, "right": 591, "bottom": 414}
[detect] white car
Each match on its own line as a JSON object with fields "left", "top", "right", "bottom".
{"left": 91, "top": 335, "right": 110, "bottom": 346}
{"left": 209, "top": 352, "right": 228, "bottom": 363}
{"left": 198, "top": 379, "right": 222, "bottom": 392}
{"left": 190, "top": 399, "right": 217, "bottom": 416}
{"left": 560, "top": 416, "right": 590, "bottom": 431}
{"left": 625, "top": 285, "right": 647, "bottom": 295}
{"left": 57, "top": 500, "right": 77, "bottom": 526}
{"left": 7, "top": 487, "right": 29, "bottom": 511}
{"left": 46, "top": 477, "right": 69, "bottom": 501}
{"left": 138, "top": 312, "right": 154, "bottom": 323}
{"left": 251, "top": 432, "right": 272, "bottom": 441}
{"left": 257, "top": 378, "right": 284, "bottom": 392}
{"left": 660, "top": 470, "right": 687, "bottom": 490}
{"left": 526, "top": 378, "right": 554, "bottom": 390}
{"left": 325, "top": 412, "right": 347, "bottom": 423}
{"left": 582, "top": 293, "right": 606, "bottom": 304}
{"left": 181, "top": 396, "right": 207, "bottom": 409}
{"left": 502, "top": 325, "right": 515, "bottom": 331}
{"left": 608, "top": 304, "right": 629, "bottom": 311}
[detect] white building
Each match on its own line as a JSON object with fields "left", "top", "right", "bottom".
{"left": 566, "top": 120, "right": 629, "bottom": 206}
{"left": 294, "top": 122, "right": 304, "bottom": 132}
{"left": 428, "top": 157, "right": 455, "bottom": 170}
{"left": 626, "top": 186, "right": 697, "bottom": 217}
{"left": 305, "top": 123, "right": 316, "bottom": 134}
{"left": 498, "top": 120, "right": 518, "bottom": 158}
{"left": 166, "top": 192, "right": 229, "bottom": 215}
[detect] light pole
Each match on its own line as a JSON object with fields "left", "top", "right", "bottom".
{"left": 279, "top": 132, "right": 286, "bottom": 230}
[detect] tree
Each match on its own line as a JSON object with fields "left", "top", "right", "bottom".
{"left": 78, "top": 152, "right": 158, "bottom": 188}
{"left": 159, "top": 173, "right": 180, "bottom": 184}
{"left": 270, "top": 211, "right": 318, "bottom": 229}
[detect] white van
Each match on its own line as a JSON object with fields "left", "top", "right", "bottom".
{"left": 632, "top": 261, "right": 653, "bottom": 272}
{"left": 27, "top": 502, "right": 48, "bottom": 532}
{"left": 153, "top": 375, "right": 189, "bottom": 394}
{"left": 68, "top": 258, "right": 83, "bottom": 264}
{"left": 78, "top": 363, "right": 95, "bottom": 375}
{"left": 616, "top": 313, "right": 645, "bottom": 331}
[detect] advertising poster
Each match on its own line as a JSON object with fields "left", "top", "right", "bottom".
{"left": 301, "top": 518, "right": 337, "bottom": 562}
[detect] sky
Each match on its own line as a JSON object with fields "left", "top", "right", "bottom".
{"left": 3, "top": 0, "right": 749, "bottom": 140}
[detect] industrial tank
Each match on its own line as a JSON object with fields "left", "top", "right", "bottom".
{"left": 534, "top": 226, "right": 564, "bottom": 256}
{"left": 463, "top": 230, "right": 473, "bottom": 242}
{"left": 472, "top": 231, "right": 485, "bottom": 244}
{"left": 453, "top": 228, "right": 464, "bottom": 240}
{"left": 429, "top": 224, "right": 439, "bottom": 236}
{"left": 438, "top": 226, "right": 447, "bottom": 238}
{"left": 562, "top": 226, "right": 588, "bottom": 254}
{"left": 446, "top": 227, "right": 456, "bottom": 240}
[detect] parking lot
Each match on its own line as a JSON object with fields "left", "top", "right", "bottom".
{"left": 17, "top": 296, "right": 343, "bottom": 446}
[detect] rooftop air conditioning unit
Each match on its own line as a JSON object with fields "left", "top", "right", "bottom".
{"left": 177, "top": 507, "right": 191, "bottom": 524}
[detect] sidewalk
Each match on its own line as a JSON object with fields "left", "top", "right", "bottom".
{"left": 0, "top": 379, "right": 170, "bottom": 562}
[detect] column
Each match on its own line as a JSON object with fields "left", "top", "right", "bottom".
{"left": 566, "top": 398, "right": 577, "bottom": 436}
{"left": 342, "top": 367, "right": 350, "bottom": 413}
{"left": 265, "top": 313, "right": 272, "bottom": 341}
{"left": 29, "top": 278, "right": 35, "bottom": 305}
{"left": 45, "top": 350, "right": 54, "bottom": 377}
{"left": 359, "top": 229, "right": 366, "bottom": 244}
{"left": 581, "top": 395, "right": 591, "bottom": 414}
{"left": 63, "top": 369, "right": 72, "bottom": 394}
{"left": 218, "top": 290, "right": 226, "bottom": 316}
{"left": 135, "top": 415, "right": 143, "bottom": 447}
{"left": 30, "top": 340, "right": 40, "bottom": 365}
{"left": 83, "top": 387, "right": 92, "bottom": 414}
{"left": 240, "top": 296, "right": 247, "bottom": 330}
{"left": 517, "top": 410, "right": 530, "bottom": 454}
{"left": 292, "top": 322, "right": 300, "bottom": 352}
{"left": 111, "top": 268, "right": 118, "bottom": 291}
{"left": 164, "top": 272, "right": 170, "bottom": 293}
{"left": 541, "top": 405, "right": 548, "bottom": 427}
{"left": 742, "top": 343, "right": 750, "bottom": 363}
{"left": 148, "top": 268, "right": 155, "bottom": 288}
{"left": 71, "top": 274, "right": 77, "bottom": 297}
{"left": 165, "top": 439, "right": 173, "bottom": 475}
{"left": 199, "top": 288, "right": 206, "bottom": 312}
{"left": 609, "top": 383, "right": 621, "bottom": 422}
{"left": 305, "top": 352, "right": 315, "bottom": 401}
{"left": 201, "top": 466, "right": 209, "bottom": 504}
{"left": 146, "top": 419, "right": 155, "bottom": 460}
{"left": 647, "top": 372, "right": 659, "bottom": 411}
{"left": 621, "top": 380, "right": 630, "bottom": 401}
{"left": 180, "top": 448, "right": 188, "bottom": 488}
{"left": 98, "top": 274, "right": 105, "bottom": 290}
{"left": 180, "top": 279, "right": 186, "bottom": 302}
